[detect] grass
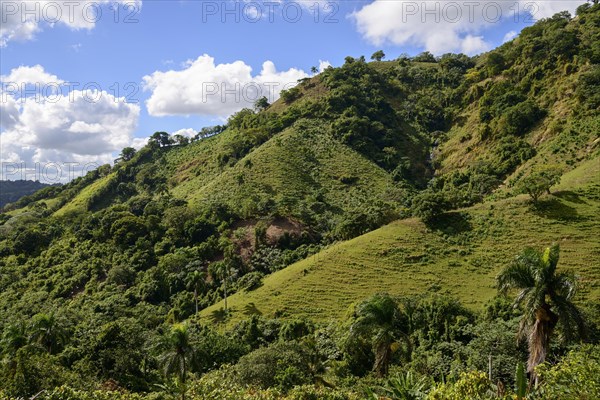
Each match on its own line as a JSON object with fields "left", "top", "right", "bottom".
{"left": 200, "top": 156, "right": 600, "bottom": 326}
{"left": 53, "top": 174, "right": 115, "bottom": 217}
{"left": 187, "top": 122, "right": 399, "bottom": 216}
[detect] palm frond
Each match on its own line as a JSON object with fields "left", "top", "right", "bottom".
{"left": 552, "top": 271, "right": 578, "bottom": 300}
{"left": 552, "top": 294, "right": 587, "bottom": 341}
{"left": 497, "top": 261, "right": 535, "bottom": 293}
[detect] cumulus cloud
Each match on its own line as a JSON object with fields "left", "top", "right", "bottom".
{"left": 143, "top": 54, "right": 308, "bottom": 118}
{"left": 130, "top": 137, "right": 149, "bottom": 150}
{"left": 171, "top": 128, "right": 197, "bottom": 139}
{"left": 318, "top": 60, "right": 332, "bottom": 72}
{"left": 0, "top": 0, "right": 142, "bottom": 47}
{"left": 1, "top": 64, "right": 63, "bottom": 86}
{"left": 351, "top": 0, "right": 582, "bottom": 55}
{"left": 1, "top": 66, "right": 140, "bottom": 182}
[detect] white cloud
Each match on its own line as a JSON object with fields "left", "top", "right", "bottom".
{"left": 130, "top": 137, "right": 149, "bottom": 150}
{"left": 171, "top": 128, "right": 197, "bottom": 138}
{"left": 503, "top": 30, "right": 518, "bottom": 43}
{"left": 1, "top": 64, "right": 63, "bottom": 86}
{"left": 318, "top": 60, "right": 332, "bottom": 72}
{"left": 143, "top": 54, "right": 308, "bottom": 118}
{"left": 351, "top": 1, "right": 583, "bottom": 55}
{"left": 1, "top": 66, "right": 140, "bottom": 182}
{"left": 0, "top": 0, "right": 142, "bottom": 47}
{"left": 529, "top": 1, "right": 580, "bottom": 18}
{"left": 461, "top": 35, "right": 490, "bottom": 55}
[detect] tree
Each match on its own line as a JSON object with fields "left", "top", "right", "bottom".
{"left": 150, "top": 131, "right": 171, "bottom": 148}
{"left": 29, "top": 312, "right": 67, "bottom": 354}
{"left": 371, "top": 50, "right": 386, "bottom": 61}
{"left": 349, "top": 293, "right": 409, "bottom": 377}
{"left": 159, "top": 323, "right": 200, "bottom": 400}
{"left": 310, "top": 66, "right": 319, "bottom": 74}
{"left": 280, "top": 87, "right": 300, "bottom": 103}
{"left": 413, "top": 51, "right": 436, "bottom": 63}
{"left": 516, "top": 167, "right": 562, "bottom": 204}
{"left": 185, "top": 266, "right": 206, "bottom": 315}
{"left": 486, "top": 52, "right": 505, "bottom": 76}
{"left": 173, "top": 134, "right": 190, "bottom": 146}
{"left": 212, "top": 260, "right": 233, "bottom": 313}
{"left": 411, "top": 189, "right": 451, "bottom": 224}
{"left": 254, "top": 96, "right": 270, "bottom": 112}
{"left": 1, "top": 322, "right": 28, "bottom": 356}
{"left": 119, "top": 147, "right": 136, "bottom": 161}
{"left": 497, "top": 244, "right": 586, "bottom": 385}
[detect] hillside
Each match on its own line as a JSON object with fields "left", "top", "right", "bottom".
{"left": 0, "top": 180, "right": 53, "bottom": 209}
{"left": 201, "top": 155, "right": 600, "bottom": 326}
{"left": 0, "top": 4, "right": 599, "bottom": 398}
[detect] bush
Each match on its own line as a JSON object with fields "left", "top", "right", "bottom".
{"left": 411, "top": 189, "right": 451, "bottom": 223}
{"left": 497, "top": 100, "right": 545, "bottom": 136}
{"left": 536, "top": 345, "right": 600, "bottom": 400}
{"left": 236, "top": 342, "right": 313, "bottom": 390}
{"left": 236, "top": 271, "right": 264, "bottom": 292}
{"left": 281, "top": 87, "right": 301, "bottom": 103}
{"left": 428, "top": 371, "right": 497, "bottom": 400}
{"left": 576, "top": 65, "right": 600, "bottom": 110}
{"left": 491, "top": 137, "right": 535, "bottom": 176}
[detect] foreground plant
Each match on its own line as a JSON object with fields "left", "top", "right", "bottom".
{"left": 497, "top": 244, "right": 585, "bottom": 385}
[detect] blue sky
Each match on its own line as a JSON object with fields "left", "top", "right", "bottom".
{"left": 0, "top": 0, "right": 584, "bottom": 181}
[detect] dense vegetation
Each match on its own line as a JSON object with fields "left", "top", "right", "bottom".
{"left": 0, "top": 3, "right": 599, "bottom": 398}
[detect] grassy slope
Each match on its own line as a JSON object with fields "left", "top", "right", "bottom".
{"left": 53, "top": 174, "right": 115, "bottom": 217}
{"left": 201, "top": 156, "right": 600, "bottom": 325}
{"left": 187, "top": 123, "right": 399, "bottom": 216}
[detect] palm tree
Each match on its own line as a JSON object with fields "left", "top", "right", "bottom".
{"left": 350, "top": 293, "right": 410, "bottom": 377}
{"left": 159, "top": 323, "right": 200, "bottom": 400}
{"left": 185, "top": 265, "right": 206, "bottom": 315}
{"left": 497, "top": 244, "right": 585, "bottom": 385}
{"left": 29, "top": 312, "right": 67, "bottom": 354}
{"left": 213, "top": 260, "right": 233, "bottom": 313}
{"left": 1, "top": 322, "right": 28, "bottom": 356}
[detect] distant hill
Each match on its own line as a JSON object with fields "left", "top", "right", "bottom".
{"left": 0, "top": 180, "right": 52, "bottom": 209}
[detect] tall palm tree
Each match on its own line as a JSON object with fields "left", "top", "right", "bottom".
{"left": 29, "top": 312, "right": 67, "bottom": 354}
{"left": 185, "top": 267, "right": 206, "bottom": 315}
{"left": 350, "top": 293, "right": 410, "bottom": 377}
{"left": 497, "top": 244, "right": 585, "bottom": 384}
{"left": 159, "top": 323, "right": 199, "bottom": 400}
{"left": 213, "top": 260, "right": 233, "bottom": 313}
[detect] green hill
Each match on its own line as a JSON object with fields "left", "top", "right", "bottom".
{"left": 200, "top": 155, "right": 600, "bottom": 326}
{"left": 0, "top": 4, "right": 599, "bottom": 397}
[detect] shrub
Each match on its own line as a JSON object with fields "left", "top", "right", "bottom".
{"left": 236, "top": 342, "right": 313, "bottom": 390}
{"left": 536, "top": 345, "right": 600, "bottom": 400}
{"left": 428, "top": 371, "right": 497, "bottom": 400}
{"left": 411, "top": 189, "right": 451, "bottom": 223}
{"left": 497, "top": 100, "right": 545, "bottom": 136}
{"left": 281, "top": 87, "right": 301, "bottom": 103}
{"left": 236, "top": 271, "right": 264, "bottom": 292}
